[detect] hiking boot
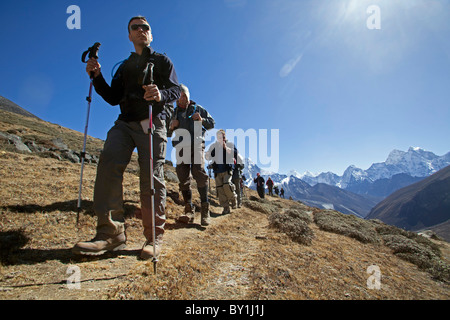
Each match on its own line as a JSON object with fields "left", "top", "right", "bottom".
{"left": 178, "top": 203, "right": 195, "bottom": 224}
{"left": 200, "top": 202, "right": 211, "bottom": 226}
{"left": 140, "top": 240, "right": 162, "bottom": 260}
{"left": 72, "top": 233, "right": 126, "bottom": 256}
{"left": 231, "top": 198, "right": 237, "bottom": 209}
{"left": 222, "top": 206, "right": 231, "bottom": 215}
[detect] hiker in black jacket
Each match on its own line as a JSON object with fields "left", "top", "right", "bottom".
{"left": 73, "top": 16, "right": 181, "bottom": 260}
{"left": 254, "top": 173, "right": 265, "bottom": 199}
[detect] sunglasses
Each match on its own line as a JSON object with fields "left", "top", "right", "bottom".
{"left": 130, "top": 24, "right": 150, "bottom": 32}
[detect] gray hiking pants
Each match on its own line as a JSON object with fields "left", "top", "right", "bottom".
{"left": 215, "top": 171, "right": 237, "bottom": 207}
{"left": 176, "top": 146, "right": 209, "bottom": 191}
{"left": 93, "top": 118, "right": 167, "bottom": 242}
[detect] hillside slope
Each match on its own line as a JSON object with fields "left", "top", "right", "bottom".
{"left": 0, "top": 96, "right": 41, "bottom": 120}
{"left": 367, "top": 165, "right": 450, "bottom": 240}
{"left": 0, "top": 109, "right": 449, "bottom": 300}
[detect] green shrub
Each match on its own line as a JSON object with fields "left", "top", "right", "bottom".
{"left": 313, "top": 210, "right": 380, "bottom": 244}
{"left": 369, "top": 219, "right": 442, "bottom": 258}
{"left": 268, "top": 209, "right": 314, "bottom": 245}
{"left": 382, "top": 234, "right": 450, "bottom": 282}
{"left": 243, "top": 197, "right": 279, "bottom": 215}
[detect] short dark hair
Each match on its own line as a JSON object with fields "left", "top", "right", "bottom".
{"left": 128, "top": 16, "right": 150, "bottom": 33}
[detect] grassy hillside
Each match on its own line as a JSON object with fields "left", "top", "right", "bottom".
{"left": 0, "top": 109, "right": 449, "bottom": 300}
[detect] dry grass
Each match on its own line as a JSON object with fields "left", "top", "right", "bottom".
{"left": 1, "top": 110, "right": 449, "bottom": 300}
{"left": 313, "top": 209, "right": 450, "bottom": 283}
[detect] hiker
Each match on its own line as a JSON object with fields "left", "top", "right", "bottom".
{"left": 266, "top": 177, "right": 274, "bottom": 196}
{"left": 73, "top": 16, "right": 181, "bottom": 260}
{"left": 280, "top": 187, "right": 285, "bottom": 198}
{"left": 169, "top": 84, "right": 215, "bottom": 226}
{"left": 205, "top": 129, "right": 238, "bottom": 214}
{"left": 232, "top": 153, "right": 245, "bottom": 208}
{"left": 274, "top": 185, "right": 279, "bottom": 196}
{"left": 240, "top": 176, "right": 246, "bottom": 199}
{"left": 254, "top": 173, "right": 265, "bottom": 199}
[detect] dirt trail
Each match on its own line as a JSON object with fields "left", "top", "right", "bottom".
{"left": 0, "top": 199, "right": 266, "bottom": 299}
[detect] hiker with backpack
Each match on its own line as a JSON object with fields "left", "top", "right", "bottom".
{"left": 254, "top": 173, "right": 265, "bottom": 199}
{"left": 232, "top": 153, "right": 245, "bottom": 208}
{"left": 266, "top": 177, "right": 274, "bottom": 196}
{"left": 169, "top": 84, "right": 215, "bottom": 226}
{"left": 205, "top": 129, "right": 238, "bottom": 214}
{"left": 73, "top": 16, "right": 181, "bottom": 261}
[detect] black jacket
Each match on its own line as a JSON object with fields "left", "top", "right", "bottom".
{"left": 254, "top": 176, "right": 265, "bottom": 188}
{"left": 92, "top": 46, "right": 181, "bottom": 122}
{"left": 206, "top": 141, "right": 237, "bottom": 174}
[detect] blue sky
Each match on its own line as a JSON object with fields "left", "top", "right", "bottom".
{"left": 1, "top": 0, "right": 449, "bottom": 175}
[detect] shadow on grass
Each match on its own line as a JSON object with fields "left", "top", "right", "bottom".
{"left": 0, "top": 229, "right": 141, "bottom": 266}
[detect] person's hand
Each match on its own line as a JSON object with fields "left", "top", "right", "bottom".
{"left": 86, "top": 58, "right": 101, "bottom": 78}
{"left": 142, "top": 84, "right": 161, "bottom": 102}
{"left": 222, "top": 142, "right": 231, "bottom": 153}
{"left": 170, "top": 119, "right": 179, "bottom": 130}
{"left": 191, "top": 112, "right": 202, "bottom": 121}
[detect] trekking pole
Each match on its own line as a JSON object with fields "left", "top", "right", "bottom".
{"left": 148, "top": 63, "right": 158, "bottom": 274}
{"left": 139, "top": 47, "right": 158, "bottom": 274}
{"left": 77, "top": 42, "right": 101, "bottom": 226}
{"left": 207, "top": 161, "right": 212, "bottom": 196}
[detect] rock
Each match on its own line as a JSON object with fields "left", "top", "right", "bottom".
{"left": 41, "top": 151, "right": 62, "bottom": 161}
{"left": 61, "top": 150, "right": 80, "bottom": 163}
{"left": 164, "top": 169, "right": 179, "bottom": 183}
{"left": 50, "top": 137, "right": 69, "bottom": 151}
{"left": 0, "top": 132, "right": 31, "bottom": 153}
{"left": 25, "top": 140, "right": 47, "bottom": 153}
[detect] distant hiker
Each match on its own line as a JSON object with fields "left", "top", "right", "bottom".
{"left": 274, "top": 185, "right": 279, "bottom": 196}
{"left": 266, "top": 177, "right": 274, "bottom": 196}
{"left": 280, "top": 187, "right": 285, "bottom": 198}
{"left": 168, "top": 84, "right": 215, "bottom": 226}
{"left": 241, "top": 174, "right": 247, "bottom": 199}
{"left": 205, "top": 129, "right": 238, "bottom": 214}
{"left": 254, "top": 173, "right": 265, "bottom": 199}
{"left": 240, "top": 176, "right": 246, "bottom": 199}
{"left": 73, "top": 16, "right": 181, "bottom": 260}
{"left": 232, "top": 153, "right": 245, "bottom": 208}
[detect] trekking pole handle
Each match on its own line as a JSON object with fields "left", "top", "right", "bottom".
{"left": 82, "top": 42, "right": 101, "bottom": 78}
{"left": 81, "top": 42, "right": 101, "bottom": 62}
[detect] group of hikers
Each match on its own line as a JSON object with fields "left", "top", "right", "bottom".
{"left": 72, "top": 16, "right": 249, "bottom": 260}
{"left": 253, "top": 174, "right": 285, "bottom": 199}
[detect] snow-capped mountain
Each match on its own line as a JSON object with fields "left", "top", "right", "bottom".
{"left": 242, "top": 160, "right": 377, "bottom": 217}
{"left": 240, "top": 147, "right": 450, "bottom": 218}
{"left": 242, "top": 157, "right": 288, "bottom": 187}
{"left": 305, "top": 147, "right": 450, "bottom": 190}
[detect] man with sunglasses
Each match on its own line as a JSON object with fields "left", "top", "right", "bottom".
{"left": 73, "top": 16, "right": 181, "bottom": 260}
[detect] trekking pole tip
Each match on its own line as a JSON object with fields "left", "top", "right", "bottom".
{"left": 153, "top": 259, "right": 158, "bottom": 274}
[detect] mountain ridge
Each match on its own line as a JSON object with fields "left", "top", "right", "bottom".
{"left": 0, "top": 95, "right": 41, "bottom": 120}
{"left": 367, "top": 165, "right": 450, "bottom": 240}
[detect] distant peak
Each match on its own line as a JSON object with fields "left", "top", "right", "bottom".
{"left": 385, "top": 149, "right": 405, "bottom": 165}
{"left": 408, "top": 146, "right": 424, "bottom": 152}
